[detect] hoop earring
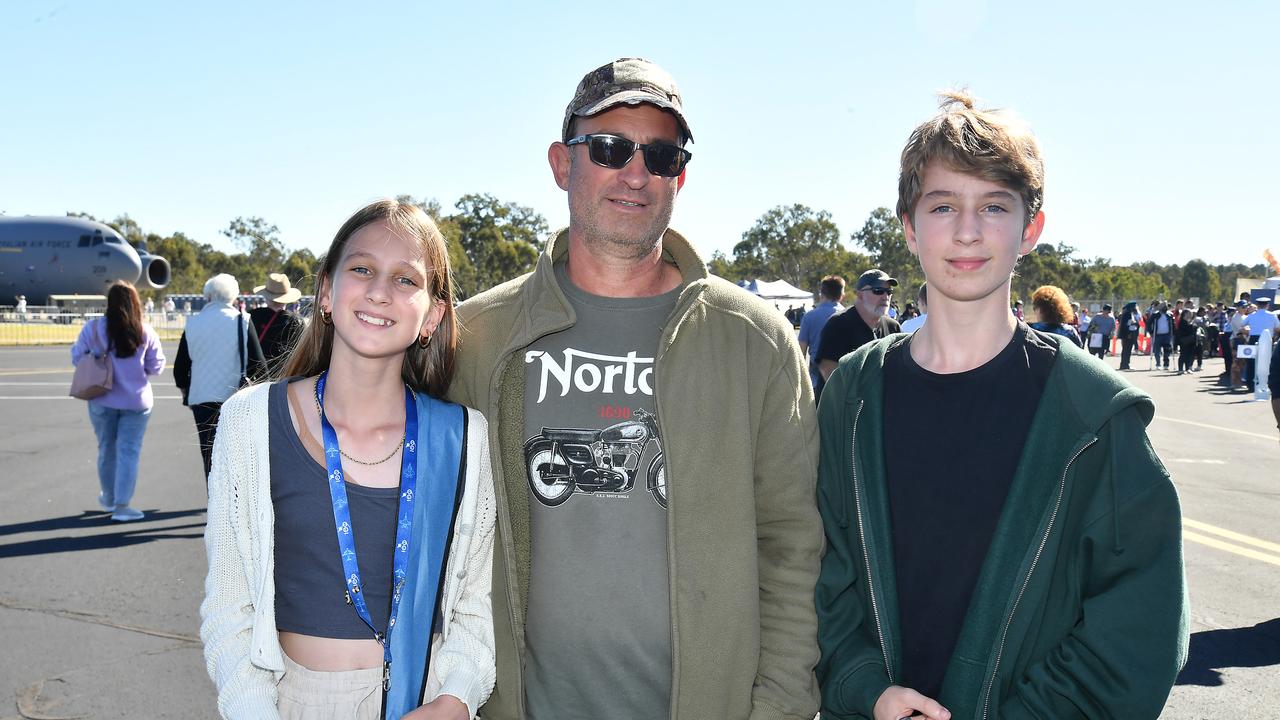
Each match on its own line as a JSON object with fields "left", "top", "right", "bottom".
{"left": 320, "top": 308, "right": 332, "bottom": 325}
{"left": 418, "top": 332, "right": 432, "bottom": 349}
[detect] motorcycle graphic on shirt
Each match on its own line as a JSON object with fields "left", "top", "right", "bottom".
{"left": 524, "top": 408, "right": 667, "bottom": 508}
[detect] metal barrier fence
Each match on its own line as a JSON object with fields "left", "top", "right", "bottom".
{"left": 0, "top": 306, "right": 189, "bottom": 345}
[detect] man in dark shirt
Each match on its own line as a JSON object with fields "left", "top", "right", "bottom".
{"left": 249, "top": 272, "right": 305, "bottom": 370}
{"left": 816, "top": 269, "right": 901, "bottom": 381}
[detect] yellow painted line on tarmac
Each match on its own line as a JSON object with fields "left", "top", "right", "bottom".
{"left": 1184, "top": 518, "right": 1280, "bottom": 554}
{"left": 1155, "top": 415, "right": 1275, "bottom": 441}
{"left": 0, "top": 368, "right": 74, "bottom": 376}
{"left": 1183, "top": 530, "right": 1280, "bottom": 568}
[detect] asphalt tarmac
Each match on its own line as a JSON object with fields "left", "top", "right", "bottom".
{"left": 0, "top": 342, "right": 1276, "bottom": 719}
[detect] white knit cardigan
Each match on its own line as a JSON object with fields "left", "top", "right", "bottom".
{"left": 199, "top": 382, "right": 496, "bottom": 719}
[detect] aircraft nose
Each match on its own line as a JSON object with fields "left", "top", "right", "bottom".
{"left": 108, "top": 245, "right": 143, "bottom": 285}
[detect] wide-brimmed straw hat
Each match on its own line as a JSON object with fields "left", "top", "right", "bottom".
{"left": 252, "top": 273, "right": 302, "bottom": 304}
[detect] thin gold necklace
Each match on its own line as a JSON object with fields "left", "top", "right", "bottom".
{"left": 314, "top": 376, "right": 405, "bottom": 466}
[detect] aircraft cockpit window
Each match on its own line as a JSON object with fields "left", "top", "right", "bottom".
{"left": 78, "top": 235, "right": 91, "bottom": 247}
{"left": 105, "top": 235, "right": 121, "bottom": 244}
{"left": 92, "top": 236, "right": 104, "bottom": 246}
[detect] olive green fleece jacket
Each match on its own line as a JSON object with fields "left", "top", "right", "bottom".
{"left": 815, "top": 331, "right": 1189, "bottom": 719}
{"left": 446, "top": 227, "right": 822, "bottom": 720}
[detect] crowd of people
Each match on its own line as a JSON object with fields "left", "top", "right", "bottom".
{"left": 797, "top": 279, "right": 1280, "bottom": 407}
{"left": 1138, "top": 295, "right": 1278, "bottom": 392}
{"left": 58, "top": 57, "right": 1226, "bottom": 719}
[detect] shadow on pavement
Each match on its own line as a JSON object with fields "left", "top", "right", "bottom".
{"left": 1177, "top": 618, "right": 1280, "bottom": 687}
{"left": 0, "top": 508, "right": 206, "bottom": 558}
{"left": 0, "top": 508, "right": 205, "bottom": 537}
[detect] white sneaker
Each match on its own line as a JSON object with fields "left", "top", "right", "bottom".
{"left": 111, "top": 507, "right": 145, "bottom": 522}
{"left": 98, "top": 492, "right": 113, "bottom": 512}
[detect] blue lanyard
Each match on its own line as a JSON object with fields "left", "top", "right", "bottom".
{"left": 316, "top": 371, "right": 418, "bottom": 688}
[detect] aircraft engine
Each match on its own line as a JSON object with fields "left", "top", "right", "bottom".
{"left": 137, "top": 251, "right": 171, "bottom": 290}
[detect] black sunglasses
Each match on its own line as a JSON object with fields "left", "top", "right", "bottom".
{"left": 864, "top": 287, "right": 893, "bottom": 296}
{"left": 565, "top": 134, "right": 692, "bottom": 178}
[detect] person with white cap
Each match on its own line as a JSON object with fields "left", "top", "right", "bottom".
{"left": 250, "top": 272, "right": 305, "bottom": 370}
{"left": 1241, "top": 296, "right": 1278, "bottom": 392}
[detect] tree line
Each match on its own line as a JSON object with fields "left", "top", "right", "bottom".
{"left": 79, "top": 198, "right": 1268, "bottom": 307}
{"left": 711, "top": 204, "right": 1269, "bottom": 307}
{"left": 71, "top": 192, "right": 547, "bottom": 301}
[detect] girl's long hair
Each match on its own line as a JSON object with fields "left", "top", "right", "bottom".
{"left": 105, "top": 281, "right": 144, "bottom": 357}
{"left": 279, "top": 199, "right": 457, "bottom": 398}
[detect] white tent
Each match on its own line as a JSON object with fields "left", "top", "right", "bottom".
{"left": 738, "top": 278, "right": 814, "bottom": 312}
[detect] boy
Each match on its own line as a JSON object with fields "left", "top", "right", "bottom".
{"left": 815, "top": 92, "right": 1187, "bottom": 720}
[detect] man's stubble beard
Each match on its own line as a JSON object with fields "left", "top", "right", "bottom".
{"left": 573, "top": 201, "right": 674, "bottom": 261}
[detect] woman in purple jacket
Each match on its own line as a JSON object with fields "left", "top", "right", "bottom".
{"left": 71, "top": 282, "right": 166, "bottom": 521}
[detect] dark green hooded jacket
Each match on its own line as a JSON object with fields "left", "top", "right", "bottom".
{"left": 815, "top": 331, "right": 1188, "bottom": 719}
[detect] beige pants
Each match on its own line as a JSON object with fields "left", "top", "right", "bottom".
{"left": 278, "top": 653, "right": 384, "bottom": 720}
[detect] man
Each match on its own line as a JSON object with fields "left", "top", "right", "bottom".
{"left": 448, "top": 58, "right": 821, "bottom": 720}
{"left": 900, "top": 282, "right": 928, "bottom": 333}
{"left": 1229, "top": 300, "right": 1251, "bottom": 387}
{"left": 1203, "top": 304, "right": 1222, "bottom": 373}
{"left": 816, "top": 269, "right": 902, "bottom": 380}
{"left": 1148, "top": 301, "right": 1174, "bottom": 370}
{"left": 815, "top": 92, "right": 1187, "bottom": 720}
{"left": 1085, "top": 303, "right": 1116, "bottom": 359}
{"left": 798, "top": 274, "right": 845, "bottom": 399}
{"left": 1074, "top": 302, "right": 1089, "bottom": 340}
{"left": 1241, "top": 296, "right": 1278, "bottom": 391}
{"left": 1118, "top": 301, "right": 1141, "bottom": 370}
{"left": 787, "top": 304, "right": 805, "bottom": 326}
{"left": 14, "top": 294, "right": 27, "bottom": 323}
{"left": 249, "top": 272, "right": 305, "bottom": 369}
{"left": 1012, "top": 298, "right": 1024, "bottom": 320}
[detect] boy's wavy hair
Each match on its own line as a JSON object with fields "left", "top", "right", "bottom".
{"left": 280, "top": 199, "right": 457, "bottom": 398}
{"left": 897, "top": 90, "right": 1045, "bottom": 227}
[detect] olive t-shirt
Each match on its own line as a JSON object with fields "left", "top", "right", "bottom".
{"left": 522, "top": 262, "right": 681, "bottom": 720}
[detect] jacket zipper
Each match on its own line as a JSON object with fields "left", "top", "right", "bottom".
{"left": 848, "top": 400, "right": 893, "bottom": 681}
{"left": 979, "top": 437, "right": 1097, "bottom": 720}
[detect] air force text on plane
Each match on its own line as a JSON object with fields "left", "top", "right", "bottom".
{"left": 525, "top": 349, "right": 655, "bottom": 403}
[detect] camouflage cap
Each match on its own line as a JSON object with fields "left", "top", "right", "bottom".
{"left": 562, "top": 57, "right": 693, "bottom": 144}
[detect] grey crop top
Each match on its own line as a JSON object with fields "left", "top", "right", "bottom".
{"left": 269, "top": 378, "right": 398, "bottom": 639}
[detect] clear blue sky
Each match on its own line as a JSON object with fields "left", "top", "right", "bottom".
{"left": 3, "top": 0, "right": 1277, "bottom": 271}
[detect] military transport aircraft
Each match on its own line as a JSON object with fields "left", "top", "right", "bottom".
{"left": 0, "top": 216, "right": 170, "bottom": 303}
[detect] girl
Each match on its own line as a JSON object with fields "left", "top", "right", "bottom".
{"left": 200, "top": 200, "right": 495, "bottom": 720}
{"left": 71, "top": 281, "right": 165, "bottom": 521}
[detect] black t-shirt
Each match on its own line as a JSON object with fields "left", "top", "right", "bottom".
{"left": 882, "top": 323, "right": 1056, "bottom": 699}
{"left": 817, "top": 308, "right": 901, "bottom": 363}
{"left": 250, "top": 307, "right": 304, "bottom": 366}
